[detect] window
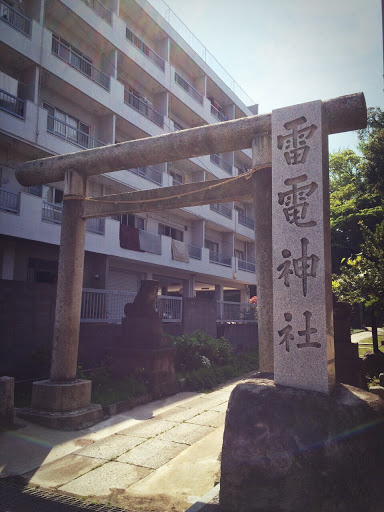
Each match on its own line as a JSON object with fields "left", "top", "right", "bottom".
{"left": 43, "top": 186, "right": 63, "bottom": 204}
{"left": 169, "top": 170, "right": 183, "bottom": 185}
{"left": 158, "top": 223, "right": 184, "bottom": 241}
{"left": 113, "top": 213, "right": 145, "bottom": 230}
{"left": 205, "top": 239, "right": 219, "bottom": 253}
{"left": 43, "top": 102, "right": 90, "bottom": 148}
{"left": 28, "top": 185, "right": 43, "bottom": 197}
{"left": 234, "top": 249, "right": 245, "bottom": 261}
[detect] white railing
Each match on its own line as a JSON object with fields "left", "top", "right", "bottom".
{"left": 174, "top": 72, "right": 203, "bottom": 104}
{"left": 238, "top": 212, "right": 255, "bottom": 229}
{"left": 217, "top": 301, "right": 258, "bottom": 323}
{"left": 81, "top": 289, "right": 183, "bottom": 323}
{"left": 0, "top": 88, "right": 25, "bottom": 119}
{"left": 210, "top": 203, "right": 233, "bottom": 218}
{"left": 209, "top": 251, "right": 232, "bottom": 267}
{"left": 188, "top": 244, "right": 202, "bottom": 260}
{"left": 0, "top": 188, "right": 19, "bottom": 214}
{"left": 210, "top": 104, "right": 227, "bottom": 122}
{"left": 81, "top": 0, "right": 112, "bottom": 24}
{"left": 238, "top": 259, "right": 256, "bottom": 273}
{"left": 126, "top": 28, "right": 165, "bottom": 70}
{"left": 124, "top": 90, "right": 164, "bottom": 127}
{"left": 0, "top": 0, "right": 31, "bottom": 36}
{"left": 210, "top": 154, "right": 232, "bottom": 174}
{"left": 51, "top": 36, "right": 110, "bottom": 90}
{"left": 47, "top": 115, "right": 107, "bottom": 150}
{"left": 42, "top": 202, "right": 104, "bottom": 234}
{"left": 129, "top": 165, "right": 163, "bottom": 185}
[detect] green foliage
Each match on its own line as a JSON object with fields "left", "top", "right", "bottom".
{"left": 183, "top": 351, "right": 259, "bottom": 392}
{"left": 169, "top": 330, "right": 233, "bottom": 372}
{"left": 77, "top": 363, "right": 148, "bottom": 406}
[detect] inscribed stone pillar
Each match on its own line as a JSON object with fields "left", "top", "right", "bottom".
{"left": 252, "top": 134, "right": 273, "bottom": 373}
{"left": 272, "top": 100, "right": 335, "bottom": 393}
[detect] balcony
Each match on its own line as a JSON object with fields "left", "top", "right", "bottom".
{"left": 42, "top": 202, "right": 105, "bottom": 234}
{"left": 80, "top": 0, "right": 112, "bottom": 25}
{"left": 210, "top": 154, "right": 232, "bottom": 175}
{"left": 188, "top": 244, "right": 202, "bottom": 260}
{"left": 209, "top": 251, "right": 231, "bottom": 267}
{"left": 124, "top": 90, "right": 164, "bottom": 128}
{"left": 174, "top": 72, "right": 203, "bottom": 105}
{"left": 210, "top": 203, "right": 232, "bottom": 219}
{"left": 51, "top": 36, "right": 110, "bottom": 90}
{"left": 129, "top": 166, "right": 163, "bottom": 186}
{"left": 0, "top": 189, "right": 19, "bottom": 214}
{"left": 47, "top": 115, "right": 107, "bottom": 150}
{"left": 210, "top": 104, "right": 227, "bottom": 122}
{"left": 0, "top": 0, "right": 31, "bottom": 36}
{"left": 126, "top": 28, "right": 165, "bottom": 71}
{"left": 238, "top": 259, "right": 256, "bottom": 273}
{"left": 238, "top": 212, "right": 255, "bottom": 229}
{"left": 0, "top": 88, "right": 25, "bottom": 119}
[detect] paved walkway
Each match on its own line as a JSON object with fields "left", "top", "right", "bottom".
{"left": 351, "top": 327, "right": 384, "bottom": 344}
{"left": 0, "top": 376, "right": 250, "bottom": 512}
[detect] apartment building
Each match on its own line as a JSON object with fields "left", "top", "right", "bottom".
{"left": 0, "top": 0, "right": 258, "bottom": 323}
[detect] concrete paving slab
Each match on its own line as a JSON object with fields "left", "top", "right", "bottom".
{"left": 176, "top": 395, "right": 229, "bottom": 411}
{"left": 58, "top": 461, "right": 151, "bottom": 497}
{"left": 117, "top": 438, "right": 186, "bottom": 469}
{"left": 158, "top": 422, "right": 215, "bottom": 445}
{"left": 74, "top": 433, "right": 145, "bottom": 460}
{"left": 116, "top": 418, "right": 178, "bottom": 438}
{"left": 210, "top": 402, "right": 229, "bottom": 413}
{"left": 154, "top": 406, "right": 204, "bottom": 423}
{"left": 186, "top": 410, "right": 225, "bottom": 428}
{"left": 22, "top": 454, "right": 102, "bottom": 488}
{"left": 128, "top": 426, "right": 224, "bottom": 510}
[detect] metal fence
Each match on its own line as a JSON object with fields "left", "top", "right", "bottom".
{"left": 174, "top": 72, "right": 203, "bottom": 104}
{"left": 210, "top": 203, "right": 233, "bottom": 218}
{"left": 238, "top": 212, "right": 255, "bottom": 229}
{"left": 188, "top": 244, "right": 202, "bottom": 260}
{"left": 81, "top": 0, "right": 112, "bottom": 24}
{"left": 129, "top": 165, "right": 163, "bottom": 185}
{"left": 0, "top": 88, "right": 25, "bottom": 119}
{"left": 86, "top": 217, "right": 105, "bottom": 235}
{"left": 209, "top": 251, "right": 232, "bottom": 267}
{"left": 238, "top": 259, "right": 256, "bottom": 273}
{"left": 217, "top": 301, "right": 258, "bottom": 322}
{"left": 0, "top": 189, "right": 19, "bottom": 214}
{"left": 81, "top": 288, "right": 183, "bottom": 323}
{"left": 42, "top": 202, "right": 104, "bottom": 234}
{"left": 124, "top": 90, "right": 164, "bottom": 127}
{"left": 210, "top": 104, "right": 227, "bottom": 122}
{"left": 0, "top": 0, "right": 31, "bottom": 36}
{"left": 47, "top": 115, "right": 106, "bottom": 150}
{"left": 126, "top": 27, "right": 165, "bottom": 70}
{"left": 51, "top": 36, "right": 110, "bottom": 90}
{"left": 210, "top": 154, "right": 232, "bottom": 174}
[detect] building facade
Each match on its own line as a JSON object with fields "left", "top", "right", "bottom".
{"left": 0, "top": 0, "right": 258, "bottom": 323}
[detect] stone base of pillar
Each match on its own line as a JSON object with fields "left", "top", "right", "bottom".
{"left": 220, "top": 377, "right": 384, "bottom": 512}
{"left": 109, "top": 347, "right": 179, "bottom": 399}
{"left": 16, "top": 379, "right": 103, "bottom": 430}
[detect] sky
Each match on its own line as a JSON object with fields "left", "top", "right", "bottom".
{"left": 158, "top": 0, "right": 383, "bottom": 154}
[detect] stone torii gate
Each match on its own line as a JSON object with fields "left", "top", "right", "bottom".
{"left": 16, "top": 93, "right": 366, "bottom": 429}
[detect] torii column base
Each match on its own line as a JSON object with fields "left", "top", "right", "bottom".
{"left": 17, "top": 379, "right": 103, "bottom": 430}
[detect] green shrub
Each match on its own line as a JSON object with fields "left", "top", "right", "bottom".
{"left": 170, "top": 330, "right": 233, "bottom": 372}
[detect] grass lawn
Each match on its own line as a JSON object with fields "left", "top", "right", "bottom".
{"left": 358, "top": 335, "right": 384, "bottom": 358}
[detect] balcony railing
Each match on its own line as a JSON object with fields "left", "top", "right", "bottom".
{"left": 210, "top": 104, "right": 227, "bottom": 122}
{"left": 0, "top": 188, "right": 19, "bottom": 214}
{"left": 217, "top": 301, "right": 257, "bottom": 323}
{"left": 42, "top": 202, "right": 105, "bottom": 234}
{"left": 0, "top": 0, "right": 31, "bottom": 36}
{"left": 47, "top": 115, "right": 107, "bottom": 150}
{"left": 210, "top": 154, "right": 232, "bottom": 175}
{"left": 81, "top": 0, "right": 112, "bottom": 24}
{"left": 81, "top": 289, "right": 182, "bottom": 323}
{"left": 174, "top": 72, "right": 203, "bottom": 104}
{"left": 124, "top": 90, "right": 164, "bottom": 128}
{"left": 126, "top": 28, "right": 165, "bottom": 70}
{"left": 86, "top": 217, "right": 105, "bottom": 235}
{"left": 129, "top": 166, "right": 163, "bottom": 186}
{"left": 210, "top": 203, "right": 232, "bottom": 219}
{"left": 51, "top": 36, "right": 110, "bottom": 90}
{"left": 238, "top": 212, "right": 255, "bottom": 229}
{"left": 188, "top": 244, "right": 202, "bottom": 260}
{"left": 238, "top": 259, "right": 256, "bottom": 273}
{"left": 0, "top": 88, "right": 25, "bottom": 119}
{"left": 209, "top": 251, "right": 232, "bottom": 267}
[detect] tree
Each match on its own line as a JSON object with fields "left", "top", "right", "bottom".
{"left": 329, "top": 149, "right": 383, "bottom": 272}
{"left": 333, "top": 221, "right": 384, "bottom": 354}
{"left": 358, "top": 107, "right": 384, "bottom": 197}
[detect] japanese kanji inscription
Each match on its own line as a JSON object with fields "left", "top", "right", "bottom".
{"left": 272, "top": 100, "right": 335, "bottom": 393}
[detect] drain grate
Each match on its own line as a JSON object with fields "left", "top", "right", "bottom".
{"left": 0, "top": 478, "right": 130, "bottom": 512}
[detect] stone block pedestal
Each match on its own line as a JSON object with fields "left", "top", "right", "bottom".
{"left": 17, "top": 379, "right": 103, "bottom": 430}
{"left": 220, "top": 377, "right": 384, "bottom": 512}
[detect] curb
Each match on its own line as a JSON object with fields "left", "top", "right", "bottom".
{"left": 184, "top": 484, "right": 220, "bottom": 512}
